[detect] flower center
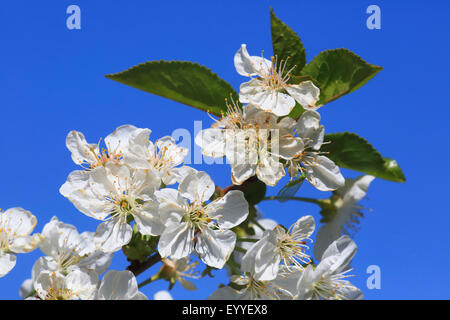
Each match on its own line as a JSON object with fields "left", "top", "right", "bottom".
{"left": 87, "top": 143, "right": 123, "bottom": 169}
{"left": 312, "top": 271, "right": 357, "bottom": 300}
{"left": 262, "top": 56, "right": 294, "bottom": 91}
{"left": 183, "top": 203, "right": 212, "bottom": 231}
{"left": 275, "top": 226, "right": 311, "bottom": 269}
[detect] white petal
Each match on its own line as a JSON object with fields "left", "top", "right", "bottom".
{"left": 231, "top": 164, "right": 256, "bottom": 185}
{"left": 158, "top": 223, "right": 194, "bottom": 259}
{"left": 207, "top": 190, "right": 249, "bottom": 229}
{"left": 306, "top": 156, "right": 345, "bottom": 191}
{"left": 65, "top": 269, "right": 98, "bottom": 300}
{"left": 59, "top": 170, "right": 109, "bottom": 220}
{"left": 133, "top": 201, "right": 165, "bottom": 236}
{"left": 95, "top": 218, "right": 132, "bottom": 253}
{"left": 40, "top": 216, "right": 79, "bottom": 257}
{"left": 130, "top": 168, "right": 160, "bottom": 200}
{"left": 340, "top": 284, "right": 364, "bottom": 300}
{"left": 65, "top": 130, "right": 98, "bottom": 165}
{"left": 286, "top": 81, "right": 320, "bottom": 110}
{"left": 169, "top": 166, "right": 198, "bottom": 185}
{"left": 275, "top": 136, "right": 304, "bottom": 160}
{"left": 0, "top": 252, "right": 16, "bottom": 278}
{"left": 156, "top": 136, "right": 188, "bottom": 167}
{"left": 240, "top": 80, "right": 295, "bottom": 116}
{"left": 296, "top": 110, "right": 324, "bottom": 149}
{"left": 242, "top": 103, "right": 263, "bottom": 120}
{"left": 241, "top": 231, "right": 280, "bottom": 281}
{"left": 234, "top": 44, "right": 271, "bottom": 77}
{"left": 9, "top": 234, "right": 42, "bottom": 253}
{"left": 32, "top": 256, "right": 58, "bottom": 281}
{"left": 179, "top": 171, "right": 215, "bottom": 203}
{"left": 154, "top": 290, "right": 173, "bottom": 300}
{"left": 2, "top": 207, "right": 37, "bottom": 236}
{"left": 77, "top": 233, "right": 113, "bottom": 275}
{"left": 320, "top": 235, "right": 357, "bottom": 274}
{"left": 313, "top": 223, "right": 341, "bottom": 262}
{"left": 155, "top": 188, "right": 187, "bottom": 226}
{"left": 91, "top": 164, "right": 128, "bottom": 198}
{"left": 295, "top": 264, "right": 317, "bottom": 300}
{"left": 104, "top": 124, "right": 140, "bottom": 156}
{"left": 238, "top": 78, "right": 264, "bottom": 104}
{"left": 291, "top": 215, "right": 315, "bottom": 238}
{"left": 97, "top": 270, "right": 138, "bottom": 300}
{"left": 195, "top": 128, "right": 227, "bottom": 158}
{"left": 341, "top": 175, "right": 376, "bottom": 204}
{"left": 123, "top": 129, "right": 153, "bottom": 169}
{"left": 196, "top": 228, "right": 236, "bottom": 268}
{"left": 256, "top": 154, "right": 285, "bottom": 186}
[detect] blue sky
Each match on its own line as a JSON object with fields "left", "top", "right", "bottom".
{"left": 0, "top": 0, "right": 449, "bottom": 299}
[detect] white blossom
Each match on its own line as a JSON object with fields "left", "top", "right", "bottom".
{"left": 60, "top": 163, "right": 163, "bottom": 252}
{"left": 0, "top": 208, "right": 42, "bottom": 278}
{"left": 235, "top": 44, "right": 320, "bottom": 116}
{"left": 195, "top": 103, "right": 303, "bottom": 186}
{"left": 123, "top": 128, "right": 189, "bottom": 186}
{"left": 209, "top": 267, "right": 301, "bottom": 300}
{"left": 156, "top": 170, "right": 249, "bottom": 268}
{"left": 231, "top": 217, "right": 278, "bottom": 268}
{"left": 158, "top": 257, "right": 200, "bottom": 290}
{"left": 66, "top": 125, "right": 141, "bottom": 169}
{"left": 295, "top": 235, "right": 363, "bottom": 300}
{"left": 241, "top": 216, "right": 315, "bottom": 281}
{"left": 33, "top": 268, "right": 98, "bottom": 300}
{"left": 35, "top": 216, "right": 113, "bottom": 276}
{"left": 287, "top": 110, "right": 345, "bottom": 191}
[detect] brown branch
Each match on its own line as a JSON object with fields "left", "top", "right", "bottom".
{"left": 126, "top": 252, "right": 162, "bottom": 277}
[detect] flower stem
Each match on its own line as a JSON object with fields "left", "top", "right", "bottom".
{"left": 252, "top": 219, "right": 266, "bottom": 232}
{"left": 126, "top": 252, "right": 162, "bottom": 277}
{"left": 262, "top": 196, "right": 323, "bottom": 205}
{"left": 236, "top": 238, "right": 259, "bottom": 243}
{"left": 138, "top": 273, "right": 160, "bottom": 288}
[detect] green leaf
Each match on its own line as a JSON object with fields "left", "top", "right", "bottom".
{"left": 276, "top": 175, "right": 306, "bottom": 202}
{"left": 270, "top": 8, "right": 306, "bottom": 77}
{"left": 106, "top": 61, "right": 238, "bottom": 117}
{"left": 321, "top": 132, "right": 405, "bottom": 182}
{"left": 301, "top": 49, "right": 382, "bottom": 105}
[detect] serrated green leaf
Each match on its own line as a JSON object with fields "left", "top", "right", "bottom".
{"left": 276, "top": 175, "right": 306, "bottom": 201}
{"left": 301, "top": 49, "right": 382, "bottom": 105}
{"left": 106, "top": 61, "right": 238, "bottom": 116}
{"left": 270, "top": 8, "right": 306, "bottom": 76}
{"left": 321, "top": 132, "right": 405, "bottom": 182}
{"left": 378, "top": 157, "right": 406, "bottom": 182}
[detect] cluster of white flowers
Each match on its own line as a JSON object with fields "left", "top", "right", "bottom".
{"left": 195, "top": 44, "right": 345, "bottom": 190}
{"left": 1, "top": 43, "right": 376, "bottom": 301}
{"left": 10, "top": 123, "right": 250, "bottom": 299}
{"left": 210, "top": 207, "right": 363, "bottom": 300}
